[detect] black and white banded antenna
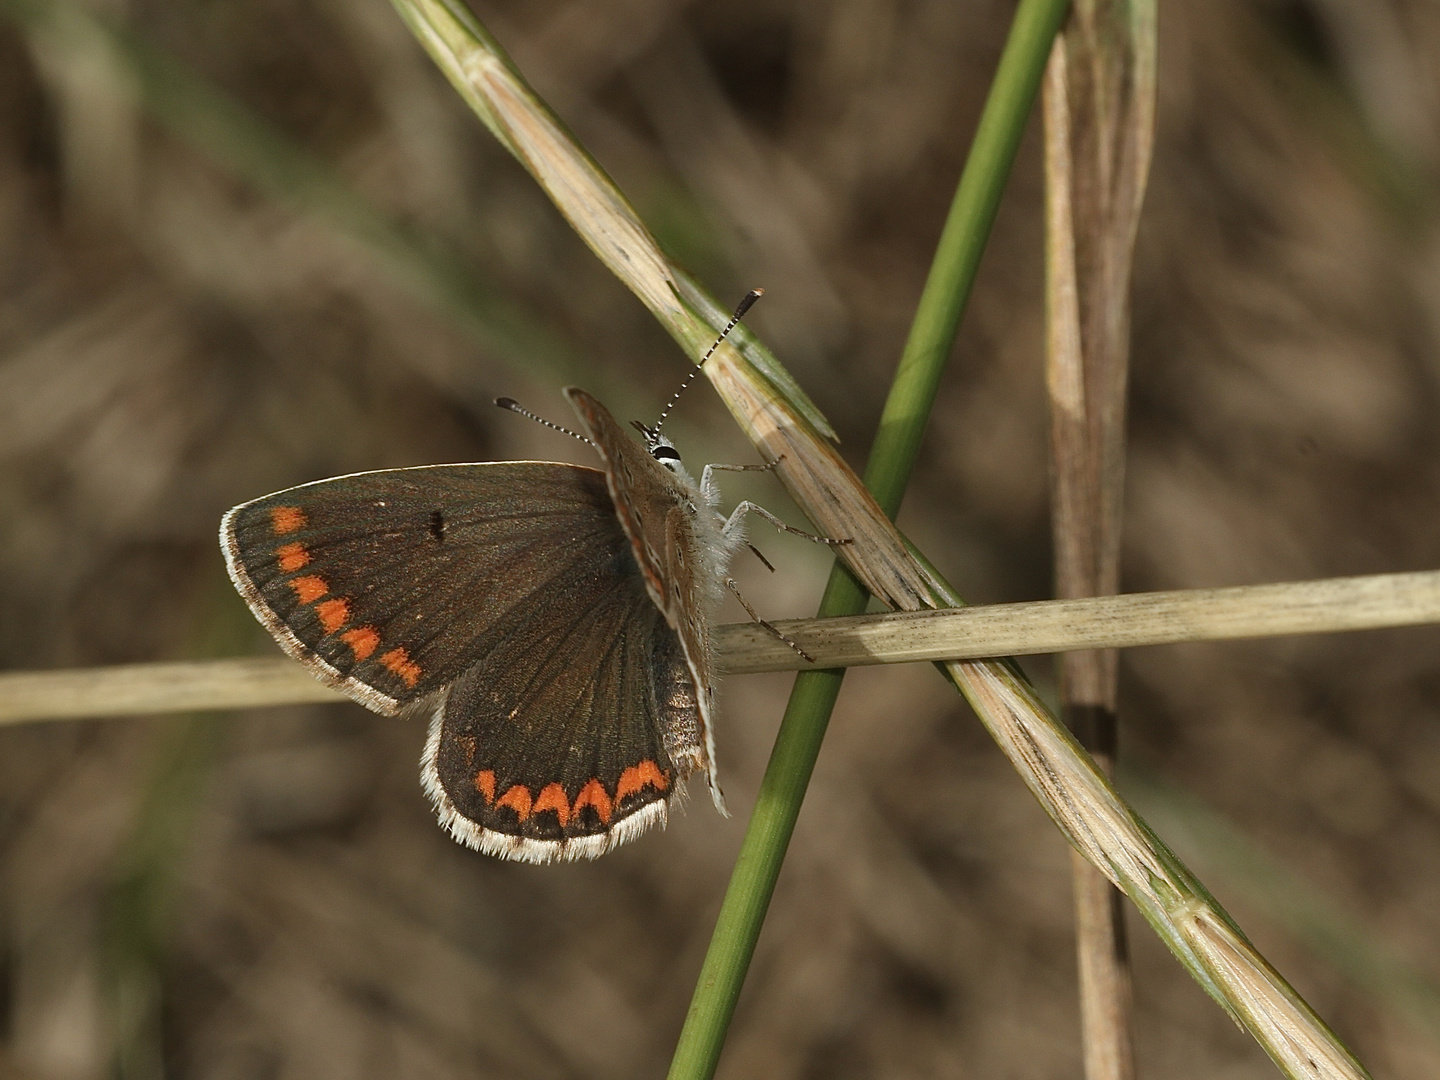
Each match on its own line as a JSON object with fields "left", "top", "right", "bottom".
{"left": 494, "top": 397, "right": 594, "bottom": 446}
{"left": 653, "top": 288, "right": 763, "bottom": 435}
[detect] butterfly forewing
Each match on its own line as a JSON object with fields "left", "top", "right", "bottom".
{"left": 223, "top": 463, "right": 621, "bottom": 713}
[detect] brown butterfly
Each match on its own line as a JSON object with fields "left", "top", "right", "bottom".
{"left": 221, "top": 293, "right": 834, "bottom": 863}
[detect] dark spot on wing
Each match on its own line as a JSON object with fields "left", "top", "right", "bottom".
{"left": 429, "top": 509, "right": 445, "bottom": 542}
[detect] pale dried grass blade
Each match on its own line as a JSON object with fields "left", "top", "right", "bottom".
{"left": 1176, "top": 901, "right": 1370, "bottom": 1080}
{"left": 1129, "top": 769, "right": 1440, "bottom": 1038}
{"left": 1044, "top": 1, "right": 1158, "bottom": 1074}
{"left": 7, "top": 568, "right": 1435, "bottom": 720}
{"left": 944, "top": 656, "right": 1371, "bottom": 1080}
{"left": 722, "top": 568, "right": 1440, "bottom": 673}
{"left": 1045, "top": 0, "right": 1159, "bottom": 673}
{"left": 0, "top": 659, "right": 339, "bottom": 724}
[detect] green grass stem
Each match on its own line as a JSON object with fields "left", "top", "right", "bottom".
{"left": 666, "top": 2, "right": 1071, "bottom": 1077}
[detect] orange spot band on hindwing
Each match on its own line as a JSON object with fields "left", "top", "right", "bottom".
{"left": 496, "top": 784, "right": 532, "bottom": 821}
{"left": 270, "top": 506, "right": 306, "bottom": 534}
{"left": 474, "top": 769, "right": 496, "bottom": 803}
{"left": 315, "top": 598, "right": 349, "bottom": 633}
{"left": 274, "top": 542, "right": 310, "bottom": 571}
{"left": 533, "top": 783, "right": 570, "bottom": 827}
{"left": 616, "top": 760, "right": 670, "bottom": 801}
{"left": 380, "top": 647, "right": 422, "bottom": 688}
{"left": 340, "top": 626, "right": 378, "bottom": 661}
{"left": 572, "top": 779, "right": 612, "bottom": 825}
{"left": 289, "top": 575, "right": 328, "bottom": 604}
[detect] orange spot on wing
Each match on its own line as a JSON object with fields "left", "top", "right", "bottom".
{"left": 474, "top": 769, "right": 496, "bottom": 803}
{"left": 496, "top": 784, "right": 532, "bottom": 821}
{"left": 533, "top": 783, "right": 571, "bottom": 827}
{"left": 289, "top": 575, "right": 328, "bottom": 603}
{"left": 315, "top": 598, "right": 349, "bottom": 633}
{"left": 616, "top": 760, "right": 670, "bottom": 801}
{"left": 274, "top": 542, "right": 310, "bottom": 571}
{"left": 270, "top": 506, "right": 306, "bottom": 534}
{"left": 572, "top": 779, "right": 612, "bottom": 825}
{"left": 340, "top": 626, "right": 378, "bottom": 661}
{"left": 380, "top": 647, "right": 422, "bottom": 688}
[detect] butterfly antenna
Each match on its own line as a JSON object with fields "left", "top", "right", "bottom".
{"left": 654, "top": 288, "right": 763, "bottom": 434}
{"left": 494, "top": 397, "right": 594, "bottom": 446}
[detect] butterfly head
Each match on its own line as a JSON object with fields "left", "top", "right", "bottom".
{"left": 631, "top": 420, "right": 685, "bottom": 474}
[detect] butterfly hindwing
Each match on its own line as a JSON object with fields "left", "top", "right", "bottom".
{"left": 422, "top": 562, "right": 697, "bottom": 861}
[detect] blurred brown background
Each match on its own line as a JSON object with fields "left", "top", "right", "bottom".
{"left": 2, "top": 0, "right": 1439, "bottom": 1076}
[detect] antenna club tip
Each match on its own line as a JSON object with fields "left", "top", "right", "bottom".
{"left": 494, "top": 397, "right": 518, "bottom": 410}
{"left": 734, "top": 289, "right": 763, "bottom": 319}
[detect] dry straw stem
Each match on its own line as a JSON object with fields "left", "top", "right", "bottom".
{"left": 1129, "top": 769, "right": 1440, "bottom": 1036}
{"left": 1043, "top": 1, "right": 1158, "bottom": 1077}
{"left": 1175, "top": 901, "right": 1383, "bottom": 1080}
{"left": 5, "top": 570, "right": 1437, "bottom": 726}
{"left": 386, "top": 2, "right": 1370, "bottom": 1075}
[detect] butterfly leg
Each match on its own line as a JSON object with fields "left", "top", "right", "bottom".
{"left": 745, "top": 542, "right": 776, "bottom": 573}
{"left": 721, "top": 501, "right": 851, "bottom": 547}
{"left": 725, "top": 578, "right": 814, "bottom": 663}
{"left": 702, "top": 463, "right": 786, "bottom": 569}
{"left": 700, "top": 461, "right": 777, "bottom": 509}
{"left": 701, "top": 460, "right": 775, "bottom": 485}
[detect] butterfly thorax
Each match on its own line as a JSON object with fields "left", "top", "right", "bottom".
{"left": 630, "top": 421, "right": 737, "bottom": 607}
{"left": 657, "top": 442, "right": 728, "bottom": 576}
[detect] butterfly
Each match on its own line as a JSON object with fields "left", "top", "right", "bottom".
{"left": 219, "top": 293, "right": 835, "bottom": 863}
{"left": 220, "top": 387, "right": 748, "bottom": 863}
